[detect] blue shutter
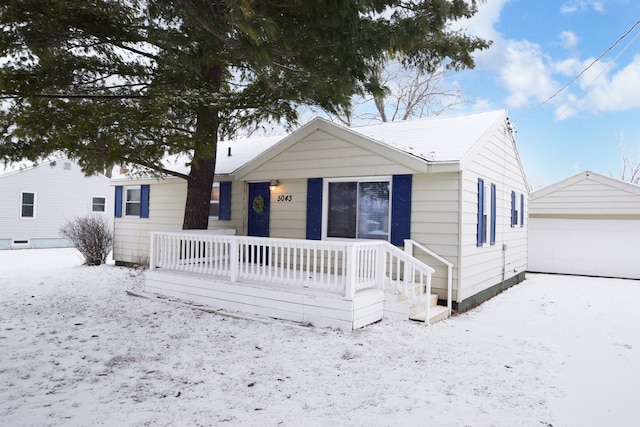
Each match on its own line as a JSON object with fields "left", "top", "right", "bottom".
{"left": 140, "top": 185, "right": 150, "bottom": 218}
{"left": 306, "top": 178, "right": 323, "bottom": 240}
{"left": 477, "top": 178, "right": 484, "bottom": 247}
{"left": 391, "top": 175, "right": 412, "bottom": 246}
{"left": 218, "top": 181, "right": 232, "bottom": 221}
{"left": 114, "top": 186, "right": 123, "bottom": 218}
{"left": 520, "top": 193, "right": 524, "bottom": 227}
{"left": 490, "top": 183, "right": 497, "bottom": 245}
{"left": 510, "top": 191, "right": 516, "bottom": 227}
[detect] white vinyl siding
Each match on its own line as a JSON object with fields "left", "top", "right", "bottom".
{"left": 113, "top": 178, "right": 241, "bottom": 264}
{"left": 410, "top": 172, "right": 461, "bottom": 301}
{"left": 238, "top": 129, "right": 418, "bottom": 182}
{"left": 0, "top": 158, "right": 111, "bottom": 247}
{"left": 459, "top": 120, "right": 528, "bottom": 304}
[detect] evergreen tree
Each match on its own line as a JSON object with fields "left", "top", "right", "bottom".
{"left": 0, "top": 0, "right": 489, "bottom": 229}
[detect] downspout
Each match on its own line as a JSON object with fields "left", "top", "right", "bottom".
{"left": 501, "top": 122, "right": 510, "bottom": 285}
{"left": 456, "top": 170, "right": 464, "bottom": 307}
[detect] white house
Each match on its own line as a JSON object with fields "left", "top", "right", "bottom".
{"left": 529, "top": 170, "right": 640, "bottom": 279}
{"left": 113, "top": 110, "right": 529, "bottom": 328}
{"left": 0, "top": 158, "right": 111, "bottom": 250}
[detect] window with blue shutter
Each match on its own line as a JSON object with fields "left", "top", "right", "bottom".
{"left": 520, "top": 193, "right": 524, "bottom": 227}
{"left": 391, "top": 174, "right": 412, "bottom": 246}
{"left": 116, "top": 185, "right": 148, "bottom": 218}
{"left": 477, "top": 178, "right": 485, "bottom": 247}
{"left": 306, "top": 178, "right": 323, "bottom": 240}
{"left": 490, "top": 183, "right": 497, "bottom": 245}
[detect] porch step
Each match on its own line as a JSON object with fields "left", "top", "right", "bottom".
{"left": 384, "top": 292, "right": 445, "bottom": 322}
{"left": 396, "top": 292, "right": 438, "bottom": 307}
{"left": 409, "top": 304, "right": 449, "bottom": 324}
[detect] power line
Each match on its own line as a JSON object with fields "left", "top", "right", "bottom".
{"left": 513, "top": 19, "right": 640, "bottom": 123}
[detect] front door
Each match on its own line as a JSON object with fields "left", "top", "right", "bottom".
{"left": 247, "top": 182, "right": 270, "bottom": 237}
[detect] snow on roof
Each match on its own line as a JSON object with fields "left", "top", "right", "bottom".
{"left": 347, "top": 110, "right": 506, "bottom": 163}
{"left": 0, "top": 156, "right": 72, "bottom": 179}
{"left": 111, "top": 110, "right": 509, "bottom": 180}
{"left": 112, "top": 133, "right": 286, "bottom": 179}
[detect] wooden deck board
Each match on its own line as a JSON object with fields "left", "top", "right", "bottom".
{"left": 146, "top": 269, "right": 384, "bottom": 329}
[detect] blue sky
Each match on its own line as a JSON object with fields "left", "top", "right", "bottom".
{"left": 454, "top": 0, "right": 640, "bottom": 189}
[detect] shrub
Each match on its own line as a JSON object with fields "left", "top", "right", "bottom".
{"left": 60, "top": 215, "right": 113, "bottom": 266}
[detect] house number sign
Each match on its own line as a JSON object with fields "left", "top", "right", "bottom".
{"left": 277, "top": 195, "right": 293, "bottom": 202}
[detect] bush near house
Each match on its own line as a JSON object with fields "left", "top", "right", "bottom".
{"left": 60, "top": 216, "right": 113, "bottom": 266}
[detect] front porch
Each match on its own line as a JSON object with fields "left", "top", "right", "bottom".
{"left": 146, "top": 230, "right": 451, "bottom": 329}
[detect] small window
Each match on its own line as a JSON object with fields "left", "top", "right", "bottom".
{"left": 125, "top": 187, "right": 141, "bottom": 216}
{"left": 520, "top": 193, "right": 525, "bottom": 227}
{"left": 326, "top": 179, "right": 390, "bottom": 241}
{"left": 92, "top": 197, "right": 106, "bottom": 213}
{"left": 20, "top": 192, "right": 35, "bottom": 218}
{"left": 209, "top": 183, "right": 220, "bottom": 218}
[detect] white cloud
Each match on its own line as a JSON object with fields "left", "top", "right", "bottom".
{"left": 551, "top": 55, "right": 640, "bottom": 119}
{"left": 560, "top": 1, "right": 605, "bottom": 14}
{"left": 500, "top": 40, "right": 558, "bottom": 108}
{"left": 584, "top": 54, "right": 640, "bottom": 111}
{"left": 559, "top": 31, "right": 579, "bottom": 49}
{"left": 455, "top": 0, "right": 510, "bottom": 67}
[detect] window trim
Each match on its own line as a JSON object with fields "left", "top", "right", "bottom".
{"left": 322, "top": 176, "right": 392, "bottom": 242}
{"left": 124, "top": 186, "right": 142, "bottom": 217}
{"left": 20, "top": 191, "right": 36, "bottom": 219}
{"left": 209, "top": 182, "right": 221, "bottom": 219}
{"left": 91, "top": 196, "right": 107, "bottom": 213}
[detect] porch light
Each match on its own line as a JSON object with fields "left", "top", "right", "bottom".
{"left": 270, "top": 180, "right": 279, "bottom": 190}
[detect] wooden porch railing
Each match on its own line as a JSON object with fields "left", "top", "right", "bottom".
{"left": 149, "top": 231, "right": 437, "bottom": 306}
{"left": 404, "top": 239, "right": 453, "bottom": 317}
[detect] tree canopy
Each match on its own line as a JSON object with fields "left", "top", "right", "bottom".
{"left": 0, "top": 0, "right": 490, "bottom": 229}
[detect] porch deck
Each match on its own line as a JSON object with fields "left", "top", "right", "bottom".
{"left": 146, "top": 231, "right": 450, "bottom": 329}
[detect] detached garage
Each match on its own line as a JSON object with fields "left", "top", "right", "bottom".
{"left": 529, "top": 171, "right": 640, "bottom": 279}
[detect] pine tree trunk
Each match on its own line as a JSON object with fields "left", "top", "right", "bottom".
{"left": 182, "top": 63, "right": 221, "bottom": 230}
{"left": 182, "top": 154, "right": 216, "bottom": 229}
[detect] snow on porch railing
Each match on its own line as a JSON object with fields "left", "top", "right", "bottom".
{"left": 149, "top": 231, "right": 383, "bottom": 298}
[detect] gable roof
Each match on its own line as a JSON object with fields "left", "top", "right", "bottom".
{"left": 0, "top": 157, "right": 107, "bottom": 180}
{"left": 532, "top": 170, "right": 640, "bottom": 200}
{"left": 115, "top": 109, "right": 511, "bottom": 181}
{"left": 235, "top": 110, "right": 509, "bottom": 178}
{"left": 349, "top": 109, "right": 507, "bottom": 163}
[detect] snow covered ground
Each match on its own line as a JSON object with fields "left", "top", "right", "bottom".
{"left": 1, "top": 248, "right": 639, "bottom": 426}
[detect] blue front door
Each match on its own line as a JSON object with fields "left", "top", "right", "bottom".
{"left": 247, "top": 182, "right": 270, "bottom": 237}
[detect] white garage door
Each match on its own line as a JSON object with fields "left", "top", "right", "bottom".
{"left": 529, "top": 217, "right": 640, "bottom": 279}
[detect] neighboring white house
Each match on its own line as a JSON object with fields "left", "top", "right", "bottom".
{"left": 113, "top": 110, "right": 529, "bottom": 316}
{"left": 529, "top": 170, "right": 640, "bottom": 279}
{"left": 0, "top": 158, "right": 111, "bottom": 250}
